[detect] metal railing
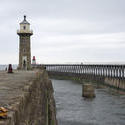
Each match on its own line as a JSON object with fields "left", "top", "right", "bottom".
{"left": 44, "top": 64, "right": 125, "bottom": 79}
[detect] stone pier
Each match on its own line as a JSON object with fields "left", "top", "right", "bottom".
{"left": 0, "top": 69, "right": 57, "bottom": 125}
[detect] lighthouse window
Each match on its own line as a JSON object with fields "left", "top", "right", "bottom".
{"left": 23, "top": 26, "right": 26, "bottom": 30}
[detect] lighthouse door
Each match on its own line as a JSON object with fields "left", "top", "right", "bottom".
{"left": 22, "top": 56, "right": 27, "bottom": 70}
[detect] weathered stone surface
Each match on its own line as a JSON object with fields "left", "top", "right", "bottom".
{"left": 82, "top": 83, "right": 95, "bottom": 98}
{"left": 17, "top": 16, "right": 33, "bottom": 70}
{"left": 0, "top": 70, "right": 57, "bottom": 125}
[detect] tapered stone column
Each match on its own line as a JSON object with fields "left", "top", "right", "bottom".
{"left": 17, "top": 15, "right": 33, "bottom": 70}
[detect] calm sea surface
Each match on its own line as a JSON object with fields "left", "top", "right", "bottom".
{"left": 52, "top": 79, "right": 125, "bottom": 125}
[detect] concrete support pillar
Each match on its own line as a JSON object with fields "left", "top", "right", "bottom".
{"left": 63, "top": 65, "right": 65, "bottom": 72}
{"left": 119, "top": 65, "right": 122, "bottom": 79}
{"left": 49, "top": 65, "right": 51, "bottom": 71}
{"left": 122, "top": 65, "right": 124, "bottom": 80}
{"left": 62, "top": 65, "right": 64, "bottom": 73}
{"left": 82, "top": 83, "right": 95, "bottom": 98}
{"left": 60, "top": 65, "right": 62, "bottom": 72}
{"left": 59, "top": 65, "right": 61, "bottom": 72}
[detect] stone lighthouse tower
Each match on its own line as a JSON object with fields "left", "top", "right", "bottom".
{"left": 17, "top": 15, "right": 33, "bottom": 70}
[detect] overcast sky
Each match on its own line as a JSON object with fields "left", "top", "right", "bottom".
{"left": 0, "top": 0, "right": 125, "bottom": 64}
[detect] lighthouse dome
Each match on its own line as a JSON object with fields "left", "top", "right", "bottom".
{"left": 17, "top": 15, "right": 33, "bottom": 35}
{"left": 20, "top": 15, "right": 30, "bottom": 25}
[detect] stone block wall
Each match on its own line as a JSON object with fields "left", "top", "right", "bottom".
{"left": 0, "top": 70, "right": 57, "bottom": 125}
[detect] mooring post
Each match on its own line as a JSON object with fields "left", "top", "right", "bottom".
{"left": 8, "top": 64, "right": 13, "bottom": 73}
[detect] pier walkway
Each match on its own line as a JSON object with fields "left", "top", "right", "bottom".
{"left": 0, "top": 70, "right": 57, "bottom": 125}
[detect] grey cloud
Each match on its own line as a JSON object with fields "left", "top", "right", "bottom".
{"left": 0, "top": 0, "right": 125, "bottom": 64}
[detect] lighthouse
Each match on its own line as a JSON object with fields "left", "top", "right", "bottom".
{"left": 17, "top": 15, "right": 33, "bottom": 70}
{"left": 32, "top": 56, "right": 36, "bottom": 65}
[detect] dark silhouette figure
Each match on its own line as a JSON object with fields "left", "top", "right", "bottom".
{"left": 23, "top": 60, "right": 26, "bottom": 69}
{"left": 8, "top": 64, "right": 13, "bottom": 73}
